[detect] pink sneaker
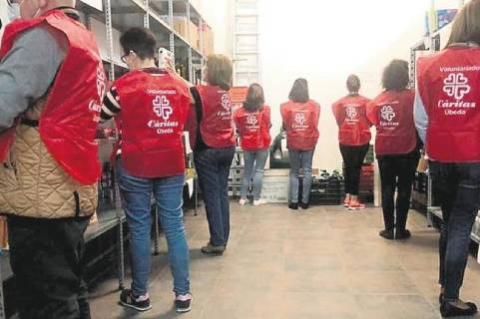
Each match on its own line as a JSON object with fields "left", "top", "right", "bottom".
{"left": 348, "top": 200, "right": 366, "bottom": 210}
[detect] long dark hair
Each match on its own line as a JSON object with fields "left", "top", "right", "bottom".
{"left": 289, "top": 78, "right": 309, "bottom": 103}
{"left": 447, "top": 0, "right": 480, "bottom": 46}
{"left": 244, "top": 83, "right": 265, "bottom": 111}
{"left": 382, "top": 60, "right": 409, "bottom": 91}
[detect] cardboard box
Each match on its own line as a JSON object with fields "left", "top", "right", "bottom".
{"left": 198, "top": 23, "right": 214, "bottom": 56}
{"left": 172, "top": 16, "right": 199, "bottom": 48}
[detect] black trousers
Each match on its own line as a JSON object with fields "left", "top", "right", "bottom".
{"left": 377, "top": 150, "right": 419, "bottom": 231}
{"left": 429, "top": 162, "right": 480, "bottom": 300}
{"left": 340, "top": 144, "right": 369, "bottom": 195}
{"left": 7, "top": 216, "right": 91, "bottom": 319}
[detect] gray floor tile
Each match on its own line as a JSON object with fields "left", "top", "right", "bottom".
{"left": 90, "top": 203, "right": 480, "bottom": 319}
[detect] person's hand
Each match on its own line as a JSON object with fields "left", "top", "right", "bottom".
{"left": 165, "top": 58, "right": 176, "bottom": 73}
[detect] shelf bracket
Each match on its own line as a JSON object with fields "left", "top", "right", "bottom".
{"left": 144, "top": 0, "right": 150, "bottom": 28}
{"left": 105, "top": 0, "right": 115, "bottom": 81}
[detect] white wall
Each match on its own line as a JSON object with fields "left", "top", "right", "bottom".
{"left": 257, "top": 0, "right": 434, "bottom": 171}
{"left": 198, "top": 0, "right": 465, "bottom": 171}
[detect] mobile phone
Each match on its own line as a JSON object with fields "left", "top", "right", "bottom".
{"left": 158, "top": 48, "right": 175, "bottom": 69}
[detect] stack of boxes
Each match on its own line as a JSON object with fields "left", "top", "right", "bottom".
{"left": 172, "top": 16, "right": 199, "bottom": 50}
{"left": 199, "top": 22, "right": 215, "bottom": 57}
{"left": 168, "top": 17, "right": 214, "bottom": 56}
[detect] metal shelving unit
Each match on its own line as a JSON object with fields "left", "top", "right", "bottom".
{"left": 78, "top": 0, "right": 209, "bottom": 83}
{"left": 233, "top": 0, "right": 261, "bottom": 86}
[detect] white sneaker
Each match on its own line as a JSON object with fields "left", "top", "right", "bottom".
{"left": 239, "top": 198, "right": 247, "bottom": 206}
{"left": 253, "top": 199, "right": 267, "bottom": 206}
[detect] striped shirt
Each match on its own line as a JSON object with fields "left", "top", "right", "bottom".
{"left": 100, "top": 87, "right": 121, "bottom": 122}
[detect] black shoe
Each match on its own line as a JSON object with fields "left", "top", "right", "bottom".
{"left": 175, "top": 294, "right": 193, "bottom": 313}
{"left": 441, "top": 300, "right": 478, "bottom": 317}
{"left": 395, "top": 229, "right": 411, "bottom": 240}
{"left": 119, "top": 289, "right": 152, "bottom": 312}
{"left": 201, "top": 243, "right": 225, "bottom": 255}
{"left": 379, "top": 229, "right": 394, "bottom": 240}
{"left": 289, "top": 203, "right": 299, "bottom": 210}
{"left": 300, "top": 202, "right": 310, "bottom": 210}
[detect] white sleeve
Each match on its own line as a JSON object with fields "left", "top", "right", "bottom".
{"left": 414, "top": 86, "right": 429, "bottom": 144}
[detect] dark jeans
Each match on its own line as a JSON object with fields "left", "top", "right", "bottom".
{"left": 377, "top": 150, "right": 419, "bottom": 232}
{"left": 194, "top": 147, "right": 235, "bottom": 246}
{"left": 340, "top": 144, "right": 369, "bottom": 195}
{"left": 429, "top": 162, "right": 480, "bottom": 301}
{"left": 7, "top": 216, "right": 91, "bottom": 319}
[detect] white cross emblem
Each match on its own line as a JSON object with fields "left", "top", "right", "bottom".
{"left": 345, "top": 105, "right": 358, "bottom": 120}
{"left": 380, "top": 105, "right": 396, "bottom": 122}
{"left": 294, "top": 113, "right": 306, "bottom": 125}
{"left": 221, "top": 94, "right": 231, "bottom": 111}
{"left": 443, "top": 73, "right": 471, "bottom": 100}
{"left": 246, "top": 114, "right": 258, "bottom": 125}
{"left": 153, "top": 96, "right": 173, "bottom": 121}
{"left": 96, "top": 64, "right": 106, "bottom": 100}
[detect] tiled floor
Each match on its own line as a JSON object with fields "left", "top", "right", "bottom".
{"left": 89, "top": 204, "right": 480, "bottom": 319}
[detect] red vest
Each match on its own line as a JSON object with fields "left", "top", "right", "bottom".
{"left": 280, "top": 100, "right": 320, "bottom": 151}
{"left": 0, "top": 10, "right": 104, "bottom": 184}
{"left": 234, "top": 105, "right": 271, "bottom": 151}
{"left": 367, "top": 90, "right": 417, "bottom": 156}
{"left": 189, "top": 85, "right": 235, "bottom": 150}
{"left": 417, "top": 46, "right": 480, "bottom": 162}
{"left": 332, "top": 95, "right": 371, "bottom": 146}
{"left": 114, "top": 69, "right": 190, "bottom": 178}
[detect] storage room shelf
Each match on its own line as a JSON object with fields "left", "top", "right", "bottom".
{"left": 0, "top": 209, "right": 126, "bottom": 283}
{"left": 77, "top": 0, "right": 211, "bottom": 83}
{"left": 85, "top": 209, "right": 125, "bottom": 242}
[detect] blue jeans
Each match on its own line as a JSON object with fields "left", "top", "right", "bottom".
{"left": 194, "top": 147, "right": 235, "bottom": 246}
{"left": 241, "top": 150, "right": 269, "bottom": 200}
{"left": 289, "top": 149, "right": 314, "bottom": 204}
{"left": 116, "top": 159, "right": 190, "bottom": 297}
{"left": 430, "top": 162, "right": 480, "bottom": 301}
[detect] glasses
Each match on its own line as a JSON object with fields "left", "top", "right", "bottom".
{"left": 121, "top": 50, "right": 135, "bottom": 63}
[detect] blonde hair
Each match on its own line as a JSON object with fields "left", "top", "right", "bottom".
{"left": 206, "top": 54, "right": 233, "bottom": 91}
{"left": 447, "top": 0, "right": 480, "bottom": 46}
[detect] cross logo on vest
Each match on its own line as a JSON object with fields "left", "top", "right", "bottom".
{"left": 345, "top": 105, "right": 358, "bottom": 122}
{"left": 443, "top": 73, "right": 471, "bottom": 100}
{"left": 153, "top": 96, "right": 173, "bottom": 121}
{"left": 295, "top": 113, "right": 306, "bottom": 125}
{"left": 380, "top": 105, "right": 396, "bottom": 122}
{"left": 221, "top": 94, "right": 231, "bottom": 111}
{"left": 246, "top": 113, "right": 258, "bottom": 126}
{"left": 88, "top": 63, "right": 106, "bottom": 123}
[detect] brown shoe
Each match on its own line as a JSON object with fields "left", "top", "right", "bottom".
{"left": 201, "top": 243, "right": 225, "bottom": 255}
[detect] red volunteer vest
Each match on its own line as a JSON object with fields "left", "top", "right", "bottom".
{"left": 114, "top": 69, "right": 190, "bottom": 178}
{"left": 332, "top": 95, "right": 371, "bottom": 146}
{"left": 281, "top": 100, "right": 320, "bottom": 151}
{"left": 417, "top": 45, "right": 480, "bottom": 162}
{"left": 368, "top": 90, "right": 417, "bottom": 156}
{"left": 234, "top": 105, "right": 271, "bottom": 151}
{"left": 189, "top": 85, "right": 235, "bottom": 150}
{"left": 0, "top": 10, "right": 103, "bottom": 184}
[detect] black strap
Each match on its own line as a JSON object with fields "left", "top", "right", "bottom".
{"left": 20, "top": 119, "right": 39, "bottom": 127}
{"left": 50, "top": 7, "right": 81, "bottom": 21}
{"left": 73, "top": 191, "right": 80, "bottom": 218}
